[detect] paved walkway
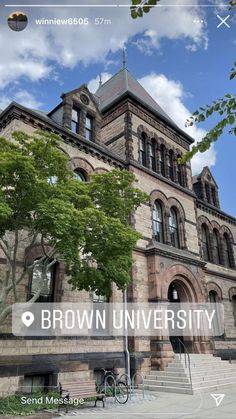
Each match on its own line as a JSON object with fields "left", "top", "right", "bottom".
{"left": 53, "top": 386, "right": 236, "bottom": 419}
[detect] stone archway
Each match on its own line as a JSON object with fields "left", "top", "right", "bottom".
{"left": 149, "top": 263, "right": 210, "bottom": 369}
{"left": 167, "top": 278, "right": 196, "bottom": 354}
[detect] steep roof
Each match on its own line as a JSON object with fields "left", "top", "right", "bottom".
{"left": 94, "top": 68, "right": 193, "bottom": 143}
{"left": 95, "top": 68, "right": 172, "bottom": 120}
{"left": 193, "top": 166, "right": 218, "bottom": 188}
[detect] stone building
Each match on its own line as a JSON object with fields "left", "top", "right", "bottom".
{"left": 0, "top": 66, "right": 236, "bottom": 394}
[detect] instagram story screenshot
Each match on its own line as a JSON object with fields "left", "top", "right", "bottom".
{"left": 0, "top": 1, "right": 235, "bottom": 418}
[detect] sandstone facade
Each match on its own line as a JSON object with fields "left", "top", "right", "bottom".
{"left": 0, "top": 68, "right": 235, "bottom": 394}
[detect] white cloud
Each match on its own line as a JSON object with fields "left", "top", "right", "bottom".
{"left": 0, "top": 0, "right": 207, "bottom": 88}
{"left": 0, "top": 90, "right": 42, "bottom": 110}
{"left": 87, "top": 72, "right": 112, "bottom": 93}
{"left": 138, "top": 73, "right": 216, "bottom": 174}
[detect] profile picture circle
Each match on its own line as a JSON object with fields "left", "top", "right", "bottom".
{"left": 8, "top": 11, "right": 28, "bottom": 32}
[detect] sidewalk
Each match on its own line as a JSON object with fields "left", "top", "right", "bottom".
{"left": 53, "top": 386, "right": 236, "bottom": 419}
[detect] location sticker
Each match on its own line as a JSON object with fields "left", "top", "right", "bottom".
{"left": 21, "top": 311, "right": 35, "bottom": 327}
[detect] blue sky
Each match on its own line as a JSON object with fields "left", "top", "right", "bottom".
{"left": 0, "top": 1, "right": 235, "bottom": 215}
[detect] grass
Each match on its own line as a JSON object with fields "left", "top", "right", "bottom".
{"left": 0, "top": 391, "right": 87, "bottom": 416}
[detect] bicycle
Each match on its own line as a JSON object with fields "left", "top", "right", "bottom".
{"left": 96, "top": 368, "right": 129, "bottom": 404}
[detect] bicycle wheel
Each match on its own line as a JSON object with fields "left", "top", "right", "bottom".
{"left": 115, "top": 381, "right": 128, "bottom": 404}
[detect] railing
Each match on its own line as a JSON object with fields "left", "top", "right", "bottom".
{"left": 177, "top": 338, "right": 192, "bottom": 389}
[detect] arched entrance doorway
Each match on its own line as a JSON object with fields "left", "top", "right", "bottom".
{"left": 167, "top": 279, "right": 193, "bottom": 353}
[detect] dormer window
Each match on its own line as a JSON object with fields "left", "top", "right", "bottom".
{"left": 85, "top": 115, "right": 93, "bottom": 141}
{"left": 205, "top": 183, "right": 211, "bottom": 203}
{"left": 72, "top": 108, "right": 80, "bottom": 134}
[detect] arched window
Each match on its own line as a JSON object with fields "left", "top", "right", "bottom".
{"left": 74, "top": 169, "right": 87, "bottom": 182}
{"left": 213, "top": 229, "right": 221, "bottom": 264}
{"left": 168, "top": 150, "right": 174, "bottom": 181}
{"left": 29, "top": 260, "right": 55, "bottom": 303}
{"left": 169, "top": 208, "right": 179, "bottom": 248}
{"left": 223, "top": 233, "right": 233, "bottom": 268}
{"left": 201, "top": 224, "right": 210, "bottom": 262}
{"left": 177, "top": 155, "right": 183, "bottom": 186}
{"left": 152, "top": 201, "right": 164, "bottom": 243}
{"left": 160, "top": 144, "right": 165, "bottom": 176}
{"left": 139, "top": 133, "right": 147, "bottom": 166}
{"left": 149, "top": 139, "right": 156, "bottom": 171}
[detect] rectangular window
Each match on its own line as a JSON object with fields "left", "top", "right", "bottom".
{"left": 85, "top": 115, "right": 93, "bottom": 141}
{"left": 93, "top": 291, "right": 108, "bottom": 303}
{"left": 71, "top": 108, "right": 80, "bottom": 134}
{"left": 23, "top": 374, "right": 50, "bottom": 394}
{"left": 205, "top": 183, "right": 211, "bottom": 203}
{"left": 30, "top": 261, "right": 55, "bottom": 303}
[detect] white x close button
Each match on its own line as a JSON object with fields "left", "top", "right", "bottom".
{"left": 217, "top": 15, "right": 230, "bottom": 29}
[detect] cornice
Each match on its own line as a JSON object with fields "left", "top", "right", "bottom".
{"left": 135, "top": 242, "right": 205, "bottom": 267}
{"left": 129, "top": 159, "right": 196, "bottom": 198}
{"left": 0, "top": 104, "right": 126, "bottom": 169}
{"left": 101, "top": 96, "right": 192, "bottom": 150}
{"left": 196, "top": 199, "right": 236, "bottom": 226}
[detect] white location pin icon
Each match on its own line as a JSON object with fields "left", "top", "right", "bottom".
{"left": 22, "top": 311, "right": 35, "bottom": 327}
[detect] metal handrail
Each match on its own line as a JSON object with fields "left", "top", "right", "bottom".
{"left": 131, "top": 372, "right": 144, "bottom": 400}
{"left": 177, "top": 338, "right": 192, "bottom": 388}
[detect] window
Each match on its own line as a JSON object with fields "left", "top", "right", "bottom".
{"left": 177, "top": 155, "right": 183, "bottom": 186}
{"left": 209, "top": 291, "right": 221, "bottom": 337}
{"left": 168, "top": 150, "right": 174, "bottom": 181}
{"left": 139, "top": 133, "right": 147, "bottom": 166}
{"left": 223, "top": 233, "right": 232, "bottom": 268}
{"left": 71, "top": 108, "right": 80, "bottom": 134}
{"left": 152, "top": 201, "right": 164, "bottom": 243}
{"left": 212, "top": 187, "right": 217, "bottom": 206}
{"left": 29, "top": 260, "right": 55, "bottom": 303}
{"left": 232, "top": 296, "right": 236, "bottom": 326}
{"left": 205, "top": 183, "right": 211, "bottom": 203}
{"left": 85, "top": 115, "right": 93, "bottom": 141}
{"left": 23, "top": 374, "right": 51, "bottom": 394}
{"left": 48, "top": 176, "right": 58, "bottom": 185}
{"left": 169, "top": 208, "right": 180, "bottom": 248}
{"left": 149, "top": 139, "right": 156, "bottom": 171}
{"left": 93, "top": 291, "right": 109, "bottom": 303}
{"left": 74, "top": 169, "right": 87, "bottom": 182}
{"left": 160, "top": 144, "right": 165, "bottom": 176}
{"left": 201, "top": 224, "right": 210, "bottom": 262}
{"left": 213, "top": 229, "right": 221, "bottom": 264}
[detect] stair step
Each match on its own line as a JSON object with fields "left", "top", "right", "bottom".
{"left": 149, "top": 371, "right": 187, "bottom": 377}
{"left": 144, "top": 379, "right": 191, "bottom": 388}
{"left": 191, "top": 371, "right": 236, "bottom": 380}
{"left": 145, "top": 354, "right": 236, "bottom": 394}
{"left": 144, "top": 375, "right": 189, "bottom": 383}
{"left": 140, "top": 384, "right": 193, "bottom": 395}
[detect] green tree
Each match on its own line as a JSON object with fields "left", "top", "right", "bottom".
{"left": 0, "top": 131, "right": 147, "bottom": 325}
{"left": 131, "top": 0, "right": 235, "bottom": 18}
{"left": 181, "top": 62, "right": 236, "bottom": 163}
{"left": 131, "top": 0, "right": 159, "bottom": 19}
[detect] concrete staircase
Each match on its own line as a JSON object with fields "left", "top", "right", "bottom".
{"left": 142, "top": 354, "right": 236, "bottom": 394}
